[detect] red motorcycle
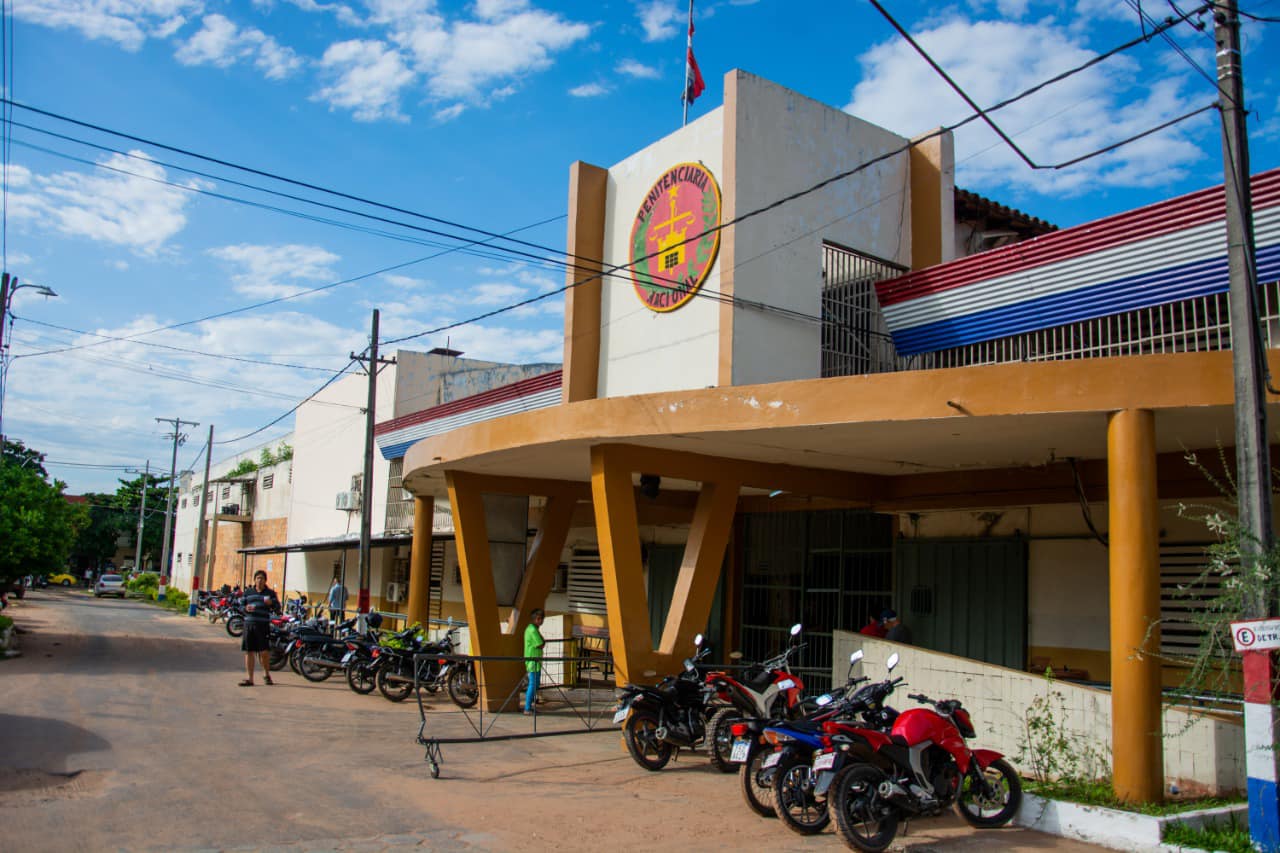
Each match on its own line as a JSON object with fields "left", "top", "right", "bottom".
{"left": 703, "top": 623, "right": 808, "bottom": 772}
{"left": 821, "top": 658, "right": 1021, "bottom": 851}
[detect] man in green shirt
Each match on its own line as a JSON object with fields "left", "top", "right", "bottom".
{"left": 523, "top": 608, "right": 545, "bottom": 715}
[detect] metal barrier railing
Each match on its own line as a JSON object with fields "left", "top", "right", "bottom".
{"left": 413, "top": 649, "right": 616, "bottom": 779}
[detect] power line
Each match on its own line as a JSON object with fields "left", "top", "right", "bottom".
{"left": 868, "top": 0, "right": 1218, "bottom": 173}
{"left": 1230, "top": 2, "right": 1280, "bottom": 21}
{"left": 214, "top": 361, "right": 358, "bottom": 446}
{"left": 12, "top": 314, "right": 345, "bottom": 373}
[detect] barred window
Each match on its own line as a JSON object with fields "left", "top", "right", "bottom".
{"left": 263, "top": 473, "right": 274, "bottom": 490}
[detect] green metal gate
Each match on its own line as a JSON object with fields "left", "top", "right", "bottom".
{"left": 740, "top": 510, "right": 893, "bottom": 692}
{"left": 646, "top": 544, "right": 724, "bottom": 654}
{"left": 893, "top": 538, "right": 1028, "bottom": 670}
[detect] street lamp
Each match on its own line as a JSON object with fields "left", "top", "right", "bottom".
{"left": 0, "top": 272, "right": 59, "bottom": 445}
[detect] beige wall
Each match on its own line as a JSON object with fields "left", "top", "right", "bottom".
{"left": 834, "top": 631, "right": 1244, "bottom": 795}
{"left": 598, "top": 108, "right": 725, "bottom": 399}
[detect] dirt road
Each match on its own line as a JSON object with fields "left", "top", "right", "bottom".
{"left": 0, "top": 590, "right": 1103, "bottom": 852}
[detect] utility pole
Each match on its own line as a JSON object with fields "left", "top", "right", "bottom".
{"left": 132, "top": 461, "right": 150, "bottom": 574}
{"left": 1216, "top": 3, "right": 1279, "bottom": 849}
{"left": 156, "top": 416, "right": 198, "bottom": 602}
{"left": 191, "top": 425, "right": 214, "bottom": 616}
{"left": 349, "top": 310, "right": 395, "bottom": 632}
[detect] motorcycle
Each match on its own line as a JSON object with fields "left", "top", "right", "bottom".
{"left": 703, "top": 622, "right": 808, "bottom": 772}
{"left": 826, "top": 656, "right": 1022, "bottom": 851}
{"left": 730, "top": 650, "right": 880, "bottom": 827}
{"left": 614, "top": 633, "right": 721, "bottom": 771}
{"left": 292, "top": 617, "right": 362, "bottom": 682}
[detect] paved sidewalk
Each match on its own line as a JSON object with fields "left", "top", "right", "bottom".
{"left": 0, "top": 590, "right": 1105, "bottom": 852}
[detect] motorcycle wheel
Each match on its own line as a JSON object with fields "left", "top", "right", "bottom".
{"left": 706, "top": 706, "right": 739, "bottom": 773}
{"left": 832, "top": 765, "right": 899, "bottom": 852}
{"left": 288, "top": 646, "right": 303, "bottom": 675}
{"left": 225, "top": 615, "right": 244, "bottom": 638}
{"left": 446, "top": 665, "right": 479, "bottom": 709}
{"left": 773, "top": 753, "right": 830, "bottom": 834}
{"left": 623, "top": 711, "right": 673, "bottom": 771}
{"left": 739, "top": 743, "right": 777, "bottom": 818}
{"left": 376, "top": 667, "right": 415, "bottom": 702}
{"left": 298, "top": 650, "right": 334, "bottom": 682}
{"left": 268, "top": 645, "right": 288, "bottom": 671}
{"left": 347, "top": 661, "right": 378, "bottom": 695}
{"left": 955, "top": 758, "right": 1022, "bottom": 828}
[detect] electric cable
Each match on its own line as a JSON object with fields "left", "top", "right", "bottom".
{"left": 869, "top": 0, "right": 1219, "bottom": 172}
{"left": 213, "top": 361, "right": 358, "bottom": 446}
{"left": 1229, "top": 2, "right": 1280, "bottom": 22}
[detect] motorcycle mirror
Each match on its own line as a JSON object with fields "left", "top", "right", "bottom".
{"left": 693, "top": 633, "right": 704, "bottom": 648}
{"left": 789, "top": 623, "right": 802, "bottom": 637}
{"left": 886, "top": 652, "right": 900, "bottom": 672}
{"left": 729, "top": 651, "right": 744, "bottom": 660}
{"left": 849, "top": 650, "right": 864, "bottom": 665}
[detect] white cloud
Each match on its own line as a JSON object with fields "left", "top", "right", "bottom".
{"left": 8, "top": 152, "right": 202, "bottom": 254}
{"left": 175, "top": 14, "right": 302, "bottom": 79}
{"left": 107, "top": 259, "right": 131, "bottom": 271}
{"left": 569, "top": 82, "right": 609, "bottom": 97}
{"left": 617, "top": 59, "right": 661, "bottom": 79}
{"left": 414, "top": 10, "right": 591, "bottom": 101}
{"left": 255, "top": 0, "right": 363, "bottom": 27}
{"left": 314, "top": 38, "right": 416, "bottom": 121}
{"left": 382, "top": 273, "right": 427, "bottom": 290}
{"left": 845, "top": 17, "right": 1207, "bottom": 195}
{"left": 475, "top": 0, "right": 529, "bottom": 20}
{"left": 434, "top": 103, "right": 466, "bottom": 122}
{"left": 637, "top": 0, "right": 681, "bottom": 42}
{"left": 471, "top": 282, "right": 526, "bottom": 304}
{"left": 14, "top": 0, "right": 203, "bottom": 50}
{"left": 208, "top": 243, "right": 341, "bottom": 298}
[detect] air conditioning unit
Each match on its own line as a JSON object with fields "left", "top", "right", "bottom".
{"left": 335, "top": 491, "right": 362, "bottom": 511}
{"left": 385, "top": 582, "right": 404, "bottom": 603}
{"left": 220, "top": 503, "right": 240, "bottom": 516}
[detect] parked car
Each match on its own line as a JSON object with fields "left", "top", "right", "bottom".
{"left": 94, "top": 574, "right": 126, "bottom": 598}
{"left": 47, "top": 572, "right": 78, "bottom": 586}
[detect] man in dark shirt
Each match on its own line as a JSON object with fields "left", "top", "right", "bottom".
{"left": 239, "top": 569, "right": 280, "bottom": 686}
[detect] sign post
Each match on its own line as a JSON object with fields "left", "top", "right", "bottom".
{"left": 1233, "top": 619, "right": 1280, "bottom": 849}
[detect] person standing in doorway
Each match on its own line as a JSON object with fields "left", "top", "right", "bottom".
{"left": 239, "top": 569, "right": 280, "bottom": 686}
{"left": 523, "top": 609, "right": 545, "bottom": 715}
{"left": 327, "top": 576, "right": 347, "bottom": 623}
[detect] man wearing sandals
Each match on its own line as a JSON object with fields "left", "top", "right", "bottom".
{"left": 240, "top": 569, "right": 280, "bottom": 686}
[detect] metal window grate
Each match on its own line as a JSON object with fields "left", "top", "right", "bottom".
{"left": 385, "top": 457, "right": 413, "bottom": 532}
{"left": 263, "top": 473, "right": 274, "bottom": 490}
{"left": 821, "top": 243, "right": 907, "bottom": 378}
{"left": 567, "top": 548, "right": 607, "bottom": 615}
{"left": 1160, "top": 542, "right": 1231, "bottom": 660}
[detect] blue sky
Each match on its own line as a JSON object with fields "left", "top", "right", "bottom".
{"left": 3, "top": 0, "right": 1278, "bottom": 493}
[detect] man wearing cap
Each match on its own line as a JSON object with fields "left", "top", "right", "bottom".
{"left": 881, "top": 609, "right": 912, "bottom": 644}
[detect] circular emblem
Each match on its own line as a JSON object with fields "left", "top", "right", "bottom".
{"left": 629, "top": 162, "right": 721, "bottom": 312}
{"left": 1237, "top": 626, "right": 1257, "bottom": 648}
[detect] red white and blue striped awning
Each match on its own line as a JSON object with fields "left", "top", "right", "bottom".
{"left": 374, "top": 370, "right": 562, "bottom": 460}
{"left": 876, "top": 169, "right": 1280, "bottom": 356}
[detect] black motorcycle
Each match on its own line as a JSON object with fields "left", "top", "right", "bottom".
{"left": 293, "top": 617, "right": 361, "bottom": 682}
{"left": 615, "top": 634, "right": 718, "bottom": 771}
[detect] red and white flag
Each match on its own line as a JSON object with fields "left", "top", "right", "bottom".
{"left": 683, "top": 4, "right": 705, "bottom": 109}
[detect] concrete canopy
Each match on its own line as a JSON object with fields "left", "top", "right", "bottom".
{"left": 402, "top": 350, "right": 1273, "bottom": 506}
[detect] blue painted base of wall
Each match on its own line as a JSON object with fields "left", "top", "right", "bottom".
{"left": 187, "top": 604, "right": 197, "bottom": 617}
{"left": 1249, "top": 776, "right": 1280, "bottom": 852}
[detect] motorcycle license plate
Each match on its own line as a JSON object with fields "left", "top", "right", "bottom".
{"left": 762, "top": 751, "right": 781, "bottom": 769}
{"left": 813, "top": 752, "right": 836, "bottom": 771}
{"left": 730, "top": 739, "right": 750, "bottom": 763}
{"left": 612, "top": 704, "right": 630, "bottom": 724}
{"left": 776, "top": 678, "right": 796, "bottom": 690}
{"left": 341, "top": 651, "right": 355, "bottom": 665}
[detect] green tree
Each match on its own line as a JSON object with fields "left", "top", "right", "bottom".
{"left": 0, "top": 439, "right": 86, "bottom": 583}
{"left": 69, "top": 473, "right": 170, "bottom": 571}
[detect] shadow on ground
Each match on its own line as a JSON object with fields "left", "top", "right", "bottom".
{"left": 0, "top": 714, "right": 112, "bottom": 777}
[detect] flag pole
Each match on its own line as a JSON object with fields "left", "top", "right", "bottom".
{"left": 682, "top": 0, "right": 694, "bottom": 127}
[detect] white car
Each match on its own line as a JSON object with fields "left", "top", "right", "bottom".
{"left": 94, "top": 574, "right": 126, "bottom": 598}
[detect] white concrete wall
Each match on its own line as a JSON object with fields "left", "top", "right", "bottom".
{"left": 170, "top": 434, "right": 293, "bottom": 594}
{"left": 834, "top": 632, "right": 1245, "bottom": 795}
{"left": 727, "top": 72, "right": 911, "bottom": 386}
{"left": 598, "top": 108, "right": 724, "bottom": 398}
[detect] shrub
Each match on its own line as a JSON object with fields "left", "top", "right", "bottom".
{"left": 127, "top": 573, "right": 159, "bottom": 594}
{"left": 0, "top": 614, "right": 12, "bottom": 631}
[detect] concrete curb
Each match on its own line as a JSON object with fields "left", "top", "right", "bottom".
{"left": 1014, "top": 793, "right": 1248, "bottom": 851}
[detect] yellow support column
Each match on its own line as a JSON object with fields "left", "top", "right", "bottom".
{"left": 1107, "top": 408, "right": 1164, "bottom": 804}
{"left": 405, "top": 495, "right": 434, "bottom": 628}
